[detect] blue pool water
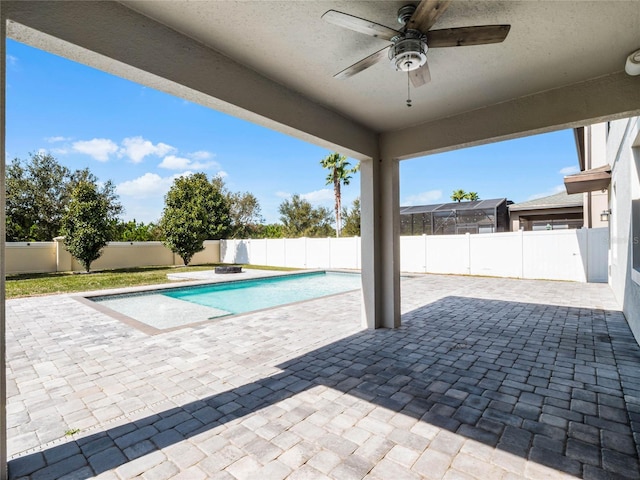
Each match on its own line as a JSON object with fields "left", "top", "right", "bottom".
{"left": 164, "top": 271, "right": 361, "bottom": 314}
{"left": 92, "top": 271, "right": 363, "bottom": 330}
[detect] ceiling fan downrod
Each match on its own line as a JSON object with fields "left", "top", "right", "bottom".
{"left": 397, "top": 4, "right": 416, "bottom": 25}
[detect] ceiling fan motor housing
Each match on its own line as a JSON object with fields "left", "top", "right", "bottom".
{"left": 389, "top": 30, "right": 428, "bottom": 72}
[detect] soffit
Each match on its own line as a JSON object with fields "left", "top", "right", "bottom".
{"left": 119, "top": 0, "right": 640, "bottom": 133}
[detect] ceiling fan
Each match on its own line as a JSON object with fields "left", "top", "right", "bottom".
{"left": 322, "top": 0, "right": 510, "bottom": 106}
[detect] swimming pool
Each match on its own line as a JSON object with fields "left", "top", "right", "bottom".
{"left": 90, "top": 271, "right": 361, "bottom": 331}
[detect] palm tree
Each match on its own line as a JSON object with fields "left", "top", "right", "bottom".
{"left": 465, "top": 192, "right": 480, "bottom": 201}
{"left": 320, "top": 153, "right": 359, "bottom": 237}
{"left": 451, "top": 189, "right": 467, "bottom": 203}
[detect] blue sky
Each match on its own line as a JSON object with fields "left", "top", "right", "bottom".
{"left": 6, "top": 39, "right": 579, "bottom": 224}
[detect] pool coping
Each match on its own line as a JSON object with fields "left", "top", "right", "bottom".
{"left": 73, "top": 268, "right": 362, "bottom": 335}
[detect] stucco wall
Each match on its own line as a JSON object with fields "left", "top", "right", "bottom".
{"left": 6, "top": 242, "right": 57, "bottom": 274}
{"left": 6, "top": 240, "right": 220, "bottom": 274}
{"left": 608, "top": 117, "right": 640, "bottom": 343}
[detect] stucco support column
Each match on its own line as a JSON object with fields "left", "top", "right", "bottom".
{"left": 360, "top": 154, "right": 401, "bottom": 329}
{"left": 1, "top": 10, "right": 8, "bottom": 480}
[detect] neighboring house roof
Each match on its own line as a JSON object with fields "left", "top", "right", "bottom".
{"left": 400, "top": 198, "right": 507, "bottom": 215}
{"left": 509, "top": 192, "right": 583, "bottom": 212}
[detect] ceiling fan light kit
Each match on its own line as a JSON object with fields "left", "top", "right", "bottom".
{"left": 322, "top": 1, "right": 511, "bottom": 107}
{"left": 389, "top": 31, "right": 428, "bottom": 72}
{"left": 625, "top": 48, "right": 640, "bottom": 76}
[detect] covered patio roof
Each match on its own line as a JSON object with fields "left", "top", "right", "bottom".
{"left": 4, "top": 1, "right": 640, "bottom": 159}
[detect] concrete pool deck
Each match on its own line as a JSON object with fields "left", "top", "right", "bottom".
{"left": 6, "top": 272, "right": 640, "bottom": 479}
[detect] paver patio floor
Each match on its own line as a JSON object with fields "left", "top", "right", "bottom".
{"left": 6, "top": 273, "right": 640, "bottom": 479}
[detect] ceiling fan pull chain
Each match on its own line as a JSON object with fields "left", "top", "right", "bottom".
{"left": 406, "top": 71, "right": 412, "bottom": 107}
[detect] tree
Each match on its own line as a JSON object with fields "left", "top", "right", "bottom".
{"left": 210, "top": 175, "right": 263, "bottom": 238}
{"left": 465, "top": 192, "right": 480, "bottom": 201}
{"left": 279, "top": 194, "right": 334, "bottom": 238}
{"left": 255, "top": 223, "right": 284, "bottom": 239}
{"left": 61, "top": 180, "right": 121, "bottom": 272}
{"left": 112, "top": 220, "right": 164, "bottom": 241}
{"left": 341, "top": 198, "right": 361, "bottom": 237}
{"left": 160, "top": 173, "right": 231, "bottom": 265}
{"left": 6, "top": 153, "right": 123, "bottom": 242}
{"left": 227, "top": 191, "right": 263, "bottom": 238}
{"left": 320, "top": 153, "right": 359, "bottom": 237}
{"left": 7, "top": 152, "right": 72, "bottom": 241}
{"left": 451, "top": 189, "right": 467, "bottom": 203}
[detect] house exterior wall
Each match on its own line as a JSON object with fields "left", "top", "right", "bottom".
{"left": 585, "top": 191, "right": 610, "bottom": 228}
{"left": 509, "top": 206, "right": 583, "bottom": 231}
{"left": 583, "top": 123, "right": 611, "bottom": 228}
{"left": 608, "top": 117, "right": 640, "bottom": 343}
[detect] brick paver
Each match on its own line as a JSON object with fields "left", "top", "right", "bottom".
{"left": 6, "top": 273, "right": 640, "bottom": 479}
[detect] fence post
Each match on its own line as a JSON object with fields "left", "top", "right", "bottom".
{"left": 283, "top": 238, "right": 287, "bottom": 267}
{"left": 53, "top": 236, "right": 72, "bottom": 272}
{"left": 423, "top": 234, "right": 428, "bottom": 273}
{"left": 303, "top": 237, "right": 308, "bottom": 268}
{"left": 520, "top": 228, "right": 525, "bottom": 279}
{"left": 466, "top": 232, "right": 471, "bottom": 274}
{"left": 584, "top": 229, "right": 590, "bottom": 282}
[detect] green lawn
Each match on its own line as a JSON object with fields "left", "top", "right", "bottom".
{"left": 6, "top": 264, "right": 297, "bottom": 299}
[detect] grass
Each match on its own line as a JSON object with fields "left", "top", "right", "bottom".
{"left": 6, "top": 264, "right": 297, "bottom": 299}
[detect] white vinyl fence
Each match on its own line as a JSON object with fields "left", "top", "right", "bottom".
{"left": 221, "top": 228, "right": 609, "bottom": 283}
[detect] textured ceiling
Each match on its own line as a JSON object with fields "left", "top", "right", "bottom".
{"left": 119, "top": 1, "right": 640, "bottom": 133}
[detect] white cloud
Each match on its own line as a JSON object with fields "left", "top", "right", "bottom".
{"left": 275, "top": 191, "right": 291, "bottom": 199}
{"left": 52, "top": 148, "right": 70, "bottom": 155}
{"left": 117, "top": 171, "right": 193, "bottom": 199}
{"left": 119, "top": 136, "right": 175, "bottom": 163}
{"left": 72, "top": 138, "right": 119, "bottom": 161}
{"left": 189, "top": 150, "right": 213, "bottom": 160}
{"left": 158, "top": 154, "right": 219, "bottom": 171}
{"left": 301, "top": 189, "right": 334, "bottom": 203}
{"left": 402, "top": 189, "right": 442, "bottom": 206}
{"left": 527, "top": 184, "right": 566, "bottom": 201}
{"left": 216, "top": 170, "right": 228, "bottom": 178}
{"left": 158, "top": 155, "right": 191, "bottom": 170}
{"left": 559, "top": 165, "right": 580, "bottom": 175}
{"left": 37, "top": 148, "right": 48, "bottom": 156}
{"left": 45, "top": 136, "right": 71, "bottom": 143}
{"left": 7, "top": 54, "right": 17, "bottom": 66}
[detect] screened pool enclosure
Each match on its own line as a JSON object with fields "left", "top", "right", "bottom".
{"left": 400, "top": 198, "right": 511, "bottom": 236}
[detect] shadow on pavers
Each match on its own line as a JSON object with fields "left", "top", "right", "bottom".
{"left": 9, "top": 296, "right": 640, "bottom": 479}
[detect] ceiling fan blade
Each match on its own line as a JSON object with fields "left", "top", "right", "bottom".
{"left": 322, "top": 10, "right": 399, "bottom": 41}
{"left": 410, "top": 62, "right": 431, "bottom": 87}
{"left": 334, "top": 45, "right": 391, "bottom": 79}
{"left": 427, "top": 25, "right": 511, "bottom": 47}
{"left": 407, "top": 0, "right": 452, "bottom": 32}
